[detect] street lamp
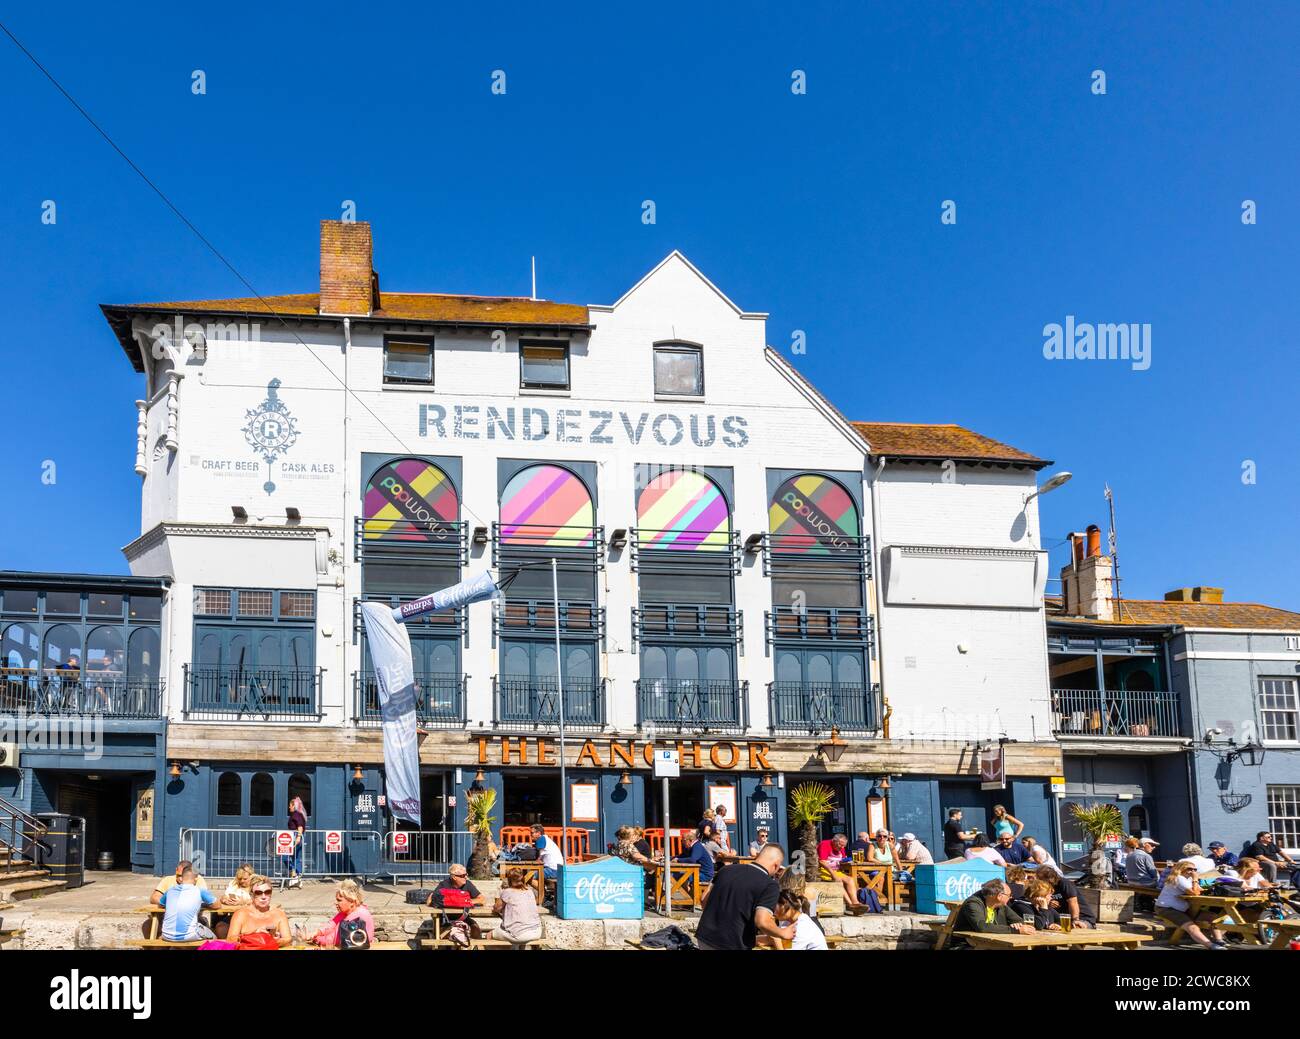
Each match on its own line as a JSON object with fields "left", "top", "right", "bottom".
{"left": 1023, "top": 470, "right": 1072, "bottom": 505}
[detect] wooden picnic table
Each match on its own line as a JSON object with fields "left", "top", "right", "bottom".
{"left": 1179, "top": 892, "right": 1270, "bottom": 945}
{"left": 135, "top": 903, "right": 239, "bottom": 940}
{"left": 714, "top": 853, "right": 754, "bottom": 866}
{"left": 845, "top": 861, "right": 916, "bottom": 910}
{"left": 651, "top": 862, "right": 702, "bottom": 911}
{"left": 960, "top": 930, "right": 1151, "bottom": 951}
{"left": 505, "top": 861, "right": 547, "bottom": 905}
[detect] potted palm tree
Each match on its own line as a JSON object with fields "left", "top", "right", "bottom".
{"left": 1068, "top": 801, "right": 1125, "bottom": 888}
{"left": 466, "top": 787, "right": 498, "bottom": 881}
{"left": 788, "top": 782, "right": 836, "bottom": 879}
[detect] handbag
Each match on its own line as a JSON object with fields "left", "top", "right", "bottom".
{"left": 338, "top": 917, "right": 370, "bottom": 950}
{"left": 435, "top": 888, "right": 475, "bottom": 910}
{"left": 237, "top": 932, "right": 282, "bottom": 951}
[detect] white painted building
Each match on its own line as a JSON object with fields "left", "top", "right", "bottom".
{"left": 95, "top": 220, "right": 1063, "bottom": 869}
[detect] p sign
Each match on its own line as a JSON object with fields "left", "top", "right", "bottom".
{"left": 324, "top": 830, "right": 344, "bottom": 855}
{"left": 274, "top": 830, "right": 295, "bottom": 858}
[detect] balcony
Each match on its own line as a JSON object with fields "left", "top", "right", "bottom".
{"left": 353, "top": 516, "right": 467, "bottom": 564}
{"left": 632, "top": 604, "right": 741, "bottom": 645}
{"left": 761, "top": 532, "right": 872, "bottom": 579}
{"left": 768, "top": 682, "right": 881, "bottom": 734}
{"left": 765, "top": 606, "right": 873, "bottom": 646}
{"left": 183, "top": 666, "right": 321, "bottom": 721}
{"left": 353, "top": 672, "right": 466, "bottom": 728}
{"left": 636, "top": 679, "right": 748, "bottom": 732}
{"left": 494, "top": 677, "right": 606, "bottom": 729}
{"left": 1051, "top": 688, "right": 1182, "bottom": 739}
{"left": 0, "top": 670, "right": 163, "bottom": 719}
{"left": 495, "top": 599, "right": 605, "bottom": 641}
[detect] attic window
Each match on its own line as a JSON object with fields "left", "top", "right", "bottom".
{"left": 384, "top": 338, "right": 433, "bottom": 385}
{"left": 520, "top": 341, "right": 570, "bottom": 390}
{"left": 654, "top": 343, "right": 703, "bottom": 396}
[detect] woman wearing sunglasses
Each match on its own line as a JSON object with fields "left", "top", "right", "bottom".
{"left": 227, "top": 876, "right": 293, "bottom": 948}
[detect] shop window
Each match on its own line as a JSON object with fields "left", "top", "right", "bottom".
{"left": 288, "top": 773, "right": 313, "bottom": 816}
{"left": 250, "top": 773, "right": 275, "bottom": 817}
{"left": 384, "top": 338, "right": 434, "bottom": 385}
{"left": 128, "top": 628, "right": 160, "bottom": 682}
{"left": 653, "top": 342, "right": 704, "bottom": 396}
{"left": 217, "top": 773, "right": 242, "bottom": 816}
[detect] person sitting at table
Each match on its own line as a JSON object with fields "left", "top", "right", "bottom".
{"left": 1236, "top": 856, "right": 1273, "bottom": 892}
{"left": 779, "top": 865, "right": 819, "bottom": 918}
{"left": 989, "top": 804, "right": 1024, "bottom": 840}
{"left": 964, "top": 834, "right": 1007, "bottom": 867}
{"left": 772, "top": 889, "right": 828, "bottom": 950}
{"left": 1004, "top": 865, "right": 1032, "bottom": 917}
{"left": 1121, "top": 838, "right": 1159, "bottom": 885}
{"left": 158, "top": 865, "right": 219, "bottom": 943}
{"left": 1244, "top": 830, "right": 1300, "bottom": 887}
{"left": 749, "top": 826, "right": 771, "bottom": 858}
{"left": 847, "top": 830, "right": 873, "bottom": 857}
{"left": 995, "top": 831, "right": 1030, "bottom": 865}
{"left": 223, "top": 863, "right": 256, "bottom": 906}
{"left": 869, "top": 829, "right": 899, "bottom": 868}
{"left": 896, "top": 833, "right": 934, "bottom": 866}
{"left": 151, "top": 859, "right": 206, "bottom": 906}
{"left": 530, "top": 823, "right": 566, "bottom": 881}
{"left": 226, "top": 875, "right": 292, "bottom": 948}
{"left": 674, "top": 829, "right": 716, "bottom": 888}
{"left": 311, "top": 879, "right": 375, "bottom": 947}
{"left": 1180, "top": 843, "right": 1217, "bottom": 874}
{"left": 616, "top": 826, "right": 655, "bottom": 869}
{"left": 492, "top": 867, "right": 544, "bottom": 945}
{"left": 1034, "top": 867, "right": 1095, "bottom": 929}
{"left": 950, "top": 879, "right": 1035, "bottom": 948}
{"left": 1155, "top": 861, "right": 1227, "bottom": 950}
{"left": 1207, "top": 841, "right": 1239, "bottom": 871}
{"left": 697, "top": 822, "right": 725, "bottom": 861}
{"left": 1027, "top": 842, "right": 1058, "bottom": 872}
{"left": 632, "top": 826, "right": 654, "bottom": 861}
{"left": 1025, "top": 880, "right": 1063, "bottom": 931}
{"left": 817, "top": 832, "right": 860, "bottom": 909}
{"left": 429, "top": 863, "right": 488, "bottom": 938}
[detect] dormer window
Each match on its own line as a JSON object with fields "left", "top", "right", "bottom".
{"left": 520, "top": 341, "right": 570, "bottom": 390}
{"left": 384, "top": 337, "right": 434, "bottom": 385}
{"left": 653, "top": 342, "right": 704, "bottom": 396}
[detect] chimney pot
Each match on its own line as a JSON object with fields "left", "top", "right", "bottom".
{"left": 320, "top": 220, "right": 375, "bottom": 316}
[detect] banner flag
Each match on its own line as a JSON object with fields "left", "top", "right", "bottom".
{"left": 392, "top": 571, "right": 501, "bottom": 622}
{"left": 359, "top": 602, "right": 422, "bottom": 826}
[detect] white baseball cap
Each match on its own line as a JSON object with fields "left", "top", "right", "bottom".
{"left": 901, "top": 832, "right": 917, "bottom": 841}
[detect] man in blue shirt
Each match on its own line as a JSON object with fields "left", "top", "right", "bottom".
{"left": 1207, "top": 841, "right": 1239, "bottom": 870}
{"left": 995, "top": 831, "right": 1030, "bottom": 865}
{"left": 159, "top": 866, "right": 219, "bottom": 942}
{"left": 674, "top": 829, "right": 716, "bottom": 885}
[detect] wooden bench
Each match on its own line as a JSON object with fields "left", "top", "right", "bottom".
{"left": 961, "top": 930, "right": 1151, "bottom": 951}
{"left": 925, "top": 900, "right": 965, "bottom": 950}
{"left": 420, "top": 937, "right": 549, "bottom": 950}
{"left": 127, "top": 938, "right": 206, "bottom": 949}
{"left": 1258, "top": 916, "right": 1300, "bottom": 949}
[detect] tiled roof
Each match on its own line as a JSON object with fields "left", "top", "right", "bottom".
{"left": 102, "top": 292, "right": 590, "bottom": 371}
{"left": 851, "top": 422, "right": 1050, "bottom": 469}
{"left": 1052, "top": 599, "right": 1300, "bottom": 630}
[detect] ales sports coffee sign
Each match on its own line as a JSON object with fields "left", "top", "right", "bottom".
{"left": 768, "top": 474, "right": 859, "bottom": 551}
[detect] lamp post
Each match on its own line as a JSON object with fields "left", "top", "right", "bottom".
{"left": 553, "top": 557, "right": 568, "bottom": 866}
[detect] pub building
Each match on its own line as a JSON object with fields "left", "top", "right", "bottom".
{"left": 33, "top": 218, "right": 1068, "bottom": 874}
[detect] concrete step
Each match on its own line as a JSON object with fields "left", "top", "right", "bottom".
{"left": 0, "top": 869, "right": 51, "bottom": 885}
{"left": 0, "top": 879, "right": 66, "bottom": 902}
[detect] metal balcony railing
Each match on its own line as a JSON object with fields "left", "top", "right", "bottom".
{"left": 1051, "top": 688, "right": 1182, "bottom": 738}
{"left": 0, "top": 670, "right": 163, "bottom": 719}
{"left": 353, "top": 598, "right": 466, "bottom": 642}
{"left": 636, "top": 679, "right": 748, "bottom": 732}
{"left": 183, "top": 665, "right": 321, "bottom": 721}
{"left": 765, "top": 606, "right": 873, "bottom": 646}
{"left": 492, "top": 523, "right": 605, "bottom": 570}
{"left": 767, "top": 682, "right": 881, "bottom": 734}
{"left": 494, "top": 677, "right": 606, "bottom": 728}
{"left": 494, "top": 599, "right": 605, "bottom": 640}
{"left": 354, "top": 516, "right": 467, "bottom": 564}
{"left": 630, "top": 528, "right": 740, "bottom": 576}
{"left": 353, "top": 672, "right": 467, "bottom": 727}
{"left": 761, "top": 532, "right": 872, "bottom": 579}
{"left": 632, "top": 604, "right": 741, "bottom": 645}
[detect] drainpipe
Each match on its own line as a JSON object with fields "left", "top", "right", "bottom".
{"left": 868, "top": 456, "right": 887, "bottom": 721}
{"left": 340, "top": 318, "right": 352, "bottom": 723}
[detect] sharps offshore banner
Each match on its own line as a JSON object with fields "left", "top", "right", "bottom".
{"left": 359, "top": 603, "right": 422, "bottom": 825}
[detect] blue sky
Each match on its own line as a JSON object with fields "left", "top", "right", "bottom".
{"left": 1, "top": 2, "right": 1297, "bottom": 608}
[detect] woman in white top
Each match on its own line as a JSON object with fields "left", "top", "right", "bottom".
{"left": 1028, "top": 844, "right": 1059, "bottom": 872}
{"left": 963, "top": 835, "right": 1007, "bottom": 867}
{"left": 774, "top": 890, "right": 828, "bottom": 950}
{"left": 1155, "top": 861, "right": 1226, "bottom": 949}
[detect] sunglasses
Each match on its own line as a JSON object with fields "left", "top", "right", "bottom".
{"left": 451, "top": 874, "right": 467, "bottom": 880}
{"left": 252, "top": 889, "right": 273, "bottom": 896}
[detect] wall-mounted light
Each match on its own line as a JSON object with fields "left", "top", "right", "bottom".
{"left": 352, "top": 764, "right": 364, "bottom": 781}
{"left": 169, "top": 761, "right": 182, "bottom": 779}
{"left": 472, "top": 526, "right": 489, "bottom": 545}
{"left": 285, "top": 507, "right": 301, "bottom": 522}
{"left": 743, "top": 533, "right": 764, "bottom": 554}
{"left": 867, "top": 782, "right": 884, "bottom": 804}
{"left": 760, "top": 773, "right": 774, "bottom": 789}
{"left": 608, "top": 528, "right": 628, "bottom": 550}
{"left": 816, "top": 727, "right": 848, "bottom": 764}
{"left": 231, "top": 506, "right": 248, "bottom": 521}
{"left": 470, "top": 768, "right": 486, "bottom": 792}
{"left": 620, "top": 770, "right": 632, "bottom": 786}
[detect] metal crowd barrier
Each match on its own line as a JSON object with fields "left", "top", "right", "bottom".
{"left": 379, "top": 830, "right": 476, "bottom": 883}
{"left": 178, "top": 828, "right": 382, "bottom": 882}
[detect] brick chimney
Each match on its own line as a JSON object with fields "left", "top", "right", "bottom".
{"left": 1060, "top": 524, "right": 1115, "bottom": 619}
{"left": 320, "top": 220, "right": 377, "bottom": 316}
{"left": 1165, "top": 587, "right": 1224, "bottom": 604}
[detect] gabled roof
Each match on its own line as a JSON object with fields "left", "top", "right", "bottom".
{"left": 592, "top": 251, "right": 767, "bottom": 319}
{"left": 102, "top": 292, "right": 590, "bottom": 371}
{"left": 851, "top": 421, "right": 1050, "bottom": 470}
{"left": 1049, "top": 597, "right": 1300, "bottom": 631}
